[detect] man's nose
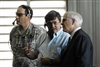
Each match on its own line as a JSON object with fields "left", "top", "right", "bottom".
{"left": 51, "top": 23, "right": 55, "bottom": 28}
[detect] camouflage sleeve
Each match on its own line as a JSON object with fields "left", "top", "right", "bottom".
{"left": 9, "top": 26, "right": 17, "bottom": 45}
{"left": 29, "top": 26, "right": 46, "bottom": 51}
{"left": 37, "top": 27, "right": 46, "bottom": 36}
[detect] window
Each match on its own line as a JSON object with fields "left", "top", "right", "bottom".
{"left": 0, "top": 0, "right": 66, "bottom": 67}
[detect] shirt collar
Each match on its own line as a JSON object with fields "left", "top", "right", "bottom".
{"left": 70, "top": 27, "right": 81, "bottom": 39}
{"left": 53, "top": 28, "right": 63, "bottom": 38}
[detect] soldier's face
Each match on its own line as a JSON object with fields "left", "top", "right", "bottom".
{"left": 15, "top": 7, "right": 29, "bottom": 27}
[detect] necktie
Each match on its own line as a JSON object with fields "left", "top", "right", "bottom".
{"left": 68, "top": 37, "right": 71, "bottom": 43}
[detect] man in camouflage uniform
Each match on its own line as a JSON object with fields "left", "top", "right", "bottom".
{"left": 9, "top": 5, "right": 46, "bottom": 67}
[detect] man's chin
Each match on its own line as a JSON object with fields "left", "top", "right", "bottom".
{"left": 17, "top": 22, "right": 21, "bottom": 25}
{"left": 63, "top": 29, "right": 66, "bottom": 32}
{"left": 54, "top": 30, "right": 58, "bottom": 33}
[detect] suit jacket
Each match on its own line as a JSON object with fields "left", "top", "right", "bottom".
{"left": 60, "top": 29, "right": 93, "bottom": 67}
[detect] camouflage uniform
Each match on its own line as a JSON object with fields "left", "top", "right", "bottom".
{"left": 10, "top": 23, "right": 46, "bottom": 67}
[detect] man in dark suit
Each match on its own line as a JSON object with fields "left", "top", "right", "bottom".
{"left": 60, "top": 11, "right": 93, "bottom": 67}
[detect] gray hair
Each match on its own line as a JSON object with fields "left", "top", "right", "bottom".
{"left": 65, "top": 11, "right": 83, "bottom": 26}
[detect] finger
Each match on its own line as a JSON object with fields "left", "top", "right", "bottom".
{"left": 25, "top": 43, "right": 28, "bottom": 48}
{"left": 40, "top": 57, "right": 44, "bottom": 62}
{"left": 27, "top": 52, "right": 30, "bottom": 56}
{"left": 24, "top": 43, "right": 29, "bottom": 50}
{"left": 41, "top": 57, "right": 44, "bottom": 60}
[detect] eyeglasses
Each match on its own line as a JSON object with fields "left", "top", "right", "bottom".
{"left": 16, "top": 12, "right": 26, "bottom": 17}
{"left": 62, "top": 18, "right": 73, "bottom": 22}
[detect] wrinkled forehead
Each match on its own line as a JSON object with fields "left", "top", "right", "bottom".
{"left": 50, "top": 17, "right": 59, "bottom": 22}
{"left": 17, "top": 7, "right": 25, "bottom": 13}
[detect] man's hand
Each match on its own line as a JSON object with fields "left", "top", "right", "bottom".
{"left": 40, "top": 57, "right": 51, "bottom": 65}
{"left": 22, "top": 43, "right": 34, "bottom": 59}
{"left": 40, "top": 57, "right": 60, "bottom": 66}
{"left": 23, "top": 43, "right": 29, "bottom": 54}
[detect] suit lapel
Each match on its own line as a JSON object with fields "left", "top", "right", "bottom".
{"left": 61, "top": 29, "right": 82, "bottom": 58}
{"left": 61, "top": 37, "right": 71, "bottom": 57}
